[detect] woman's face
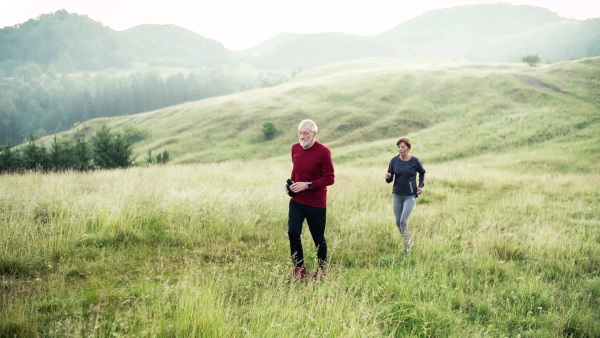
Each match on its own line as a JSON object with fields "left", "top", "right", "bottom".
{"left": 397, "top": 142, "right": 409, "bottom": 156}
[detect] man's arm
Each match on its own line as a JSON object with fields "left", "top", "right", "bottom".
{"left": 313, "top": 148, "right": 334, "bottom": 188}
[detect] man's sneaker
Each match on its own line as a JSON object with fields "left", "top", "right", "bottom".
{"left": 286, "top": 266, "right": 308, "bottom": 281}
{"left": 312, "top": 269, "right": 327, "bottom": 282}
{"left": 404, "top": 240, "right": 414, "bottom": 254}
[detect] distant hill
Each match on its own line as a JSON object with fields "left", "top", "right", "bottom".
{"left": 242, "top": 4, "right": 600, "bottom": 68}
{"left": 374, "top": 4, "right": 600, "bottom": 62}
{"left": 0, "top": 10, "right": 127, "bottom": 72}
{"left": 235, "top": 32, "right": 395, "bottom": 69}
{"left": 2, "top": 4, "right": 600, "bottom": 75}
{"left": 0, "top": 9, "right": 232, "bottom": 74}
{"left": 120, "top": 24, "right": 234, "bottom": 67}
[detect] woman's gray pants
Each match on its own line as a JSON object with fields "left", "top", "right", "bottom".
{"left": 393, "top": 194, "right": 416, "bottom": 248}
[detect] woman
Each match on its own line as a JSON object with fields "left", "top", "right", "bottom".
{"left": 385, "top": 137, "right": 426, "bottom": 254}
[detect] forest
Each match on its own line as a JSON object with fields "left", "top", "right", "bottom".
{"left": 0, "top": 67, "right": 287, "bottom": 146}
{"left": 0, "top": 10, "right": 288, "bottom": 146}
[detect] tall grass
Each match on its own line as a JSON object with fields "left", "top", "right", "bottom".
{"left": 5, "top": 57, "right": 599, "bottom": 336}
{"left": 1, "top": 155, "right": 598, "bottom": 336}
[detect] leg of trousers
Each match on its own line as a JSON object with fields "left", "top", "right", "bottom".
{"left": 288, "top": 200, "right": 327, "bottom": 268}
{"left": 393, "top": 194, "right": 416, "bottom": 245}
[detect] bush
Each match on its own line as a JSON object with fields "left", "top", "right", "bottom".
{"left": 262, "top": 122, "right": 277, "bottom": 140}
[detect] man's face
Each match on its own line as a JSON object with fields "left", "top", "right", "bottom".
{"left": 298, "top": 126, "right": 315, "bottom": 149}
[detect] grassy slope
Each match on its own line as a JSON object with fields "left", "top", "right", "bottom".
{"left": 63, "top": 57, "right": 599, "bottom": 171}
{"left": 4, "top": 57, "right": 599, "bottom": 337}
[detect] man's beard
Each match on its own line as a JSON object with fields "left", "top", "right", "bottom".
{"left": 299, "top": 139, "right": 310, "bottom": 148}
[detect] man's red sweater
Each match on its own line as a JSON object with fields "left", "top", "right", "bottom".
{"left": 290, "top": 141, "right": 335, "bottom": 208}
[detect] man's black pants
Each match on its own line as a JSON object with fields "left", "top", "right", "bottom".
{"left": 288, "top": 200, "right": 327, "bottom": 268}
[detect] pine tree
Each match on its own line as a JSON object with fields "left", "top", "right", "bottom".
{"left": 0, "top": 143, "right": 16, "bottom": 173}
{"left": 161, "top": 150, "right": 169, "bottom": 164}
{"left": 91, "top": 125, "right": 132, "bottom": 169}
{"left": 23, "top": 133, "right": 42, "bottom": 170}
{"left": 72, "top": 130, "right": 90, "bottom": 171}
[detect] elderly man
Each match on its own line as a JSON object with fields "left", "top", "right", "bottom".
{"left": 285, "top": 119, "right": 335, "bottom": 281}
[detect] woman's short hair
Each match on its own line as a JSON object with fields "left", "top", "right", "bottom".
{"left": 396, "top": 137, "right": 411, "bottom": 149}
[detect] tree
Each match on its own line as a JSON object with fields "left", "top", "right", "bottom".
{"left": 91, "top": 126, "right": 114, "bottom": 169}
{"left": 91, "top": 125, "right": 132, "bottom": 169}
{"left": 111, "top": 133, "right": 132, "bottom": 168}
{"left": 49, "top": 135, "right": 72, "bottom": 171}
{"left": 38, "top": 144, "right": 50, "bottom": 172}
{"left": 0, "top": 102, "right": 21, "bottom": 145}
{"left": 155, "top": 150, "right": 169, "bottom": 164}
{"left": 0, "top": 142, "right": 19, "bottom": 173}
{"left": 12, "top": 63, "right": 43, "bottom": 82}
{"left": 22, "top": 133, "right": 43, "bottom": 170}
{"left": 146, "top": 150, "right": 154, "bottom": 164}
{"left": 522, "top": 54, "right": 541, "bottom": 66}
{"left": 161, "top": 150, "right": 169, "bottom": 164}
{"left": 72, "top": 130, "right": 90, "bottom": 171}
{"left": 262, "top": 122, "right": 277, "bottom": 140}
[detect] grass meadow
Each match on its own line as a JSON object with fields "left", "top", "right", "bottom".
{"left": 1, "top": 155, "right": 598, "bottom": 337}
{"left": 2, "top": 57, "right": 600, "bottom": 337}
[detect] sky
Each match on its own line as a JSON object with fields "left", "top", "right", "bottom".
{"left": 2, "top": 0, "right": 599, "bottom": 50}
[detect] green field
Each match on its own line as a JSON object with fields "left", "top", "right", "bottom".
{"left": 2, "top": 57, "right": 599, "bottom": 337}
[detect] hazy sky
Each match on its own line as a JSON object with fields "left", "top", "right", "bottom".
{"left": 2, "top": 0, "right": 599, "bottom": 50}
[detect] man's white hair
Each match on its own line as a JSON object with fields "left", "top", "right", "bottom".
{"left": 298, "top": 119, "right": 318, "bottom": 133}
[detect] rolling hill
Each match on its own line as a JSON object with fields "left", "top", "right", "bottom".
{"left": 240, "top": 4, "right": 600, "bottom": 68}
{"left": 0, "top": 10, "right": 232, "bottom": 73}
{"left": 2, "top": 4, "right": 599, "bottom": 75}
{"left": 47, "top": 56, "right": 599, "bottom": 174}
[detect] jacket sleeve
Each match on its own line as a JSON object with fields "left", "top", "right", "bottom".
{"left": 386, "top": 159, "right": 394, "bottom": 183}
{"left": 417, "top": 159, "right": 426, "bottom": 188}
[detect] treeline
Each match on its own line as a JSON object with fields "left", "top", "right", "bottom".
{"left": 0, "top": 125, "right": 168, "bottom": 174}
{"left": 0, "top": 66, "right": 287, "bottom": 146}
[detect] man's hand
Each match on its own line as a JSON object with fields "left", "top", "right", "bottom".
{"left": 290, "top": 182, "right": 311, "bottom": 192}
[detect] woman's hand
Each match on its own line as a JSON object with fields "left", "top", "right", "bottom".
{"left": 385, "top": 172, "right": 392, "bottom": 179}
